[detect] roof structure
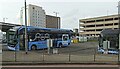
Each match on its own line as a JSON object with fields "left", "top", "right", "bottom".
{"left": 101, "top": 29, "right": 119, "bottom": 35}
{"left": 0, "top": 22, "right": 21, "bottom": 32}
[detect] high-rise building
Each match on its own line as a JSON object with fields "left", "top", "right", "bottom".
{"left": 79, "top": 14, "right": 119, "bottom": 37}
{"left": 20, "top": 4, "right": 46, "bottom": 28}
{"left": 46, "top": 15, "right": 60, "bottom": 29}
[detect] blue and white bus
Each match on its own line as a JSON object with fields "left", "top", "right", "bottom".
{"left": 7, "top": 26, "right": 72, "bottom": 51}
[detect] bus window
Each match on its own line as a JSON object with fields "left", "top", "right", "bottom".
{"left": 28, "top": 33, "right": 35, "bottom": 42}
{"left": 41, "top": 34, "right": 45, "bottom": 40}
{"left": 33, "top": 33, "right": 41, "bottom": 41}
{"left": 9, "top": 37, "right": 17, "bottom": 47}
{"left": 29, "top": 35, "right": 33, "bottom": 42}
{"left": 50, "top": 33, "right": 57, "bottom": 39}
{"left": 62, "top": 34, "right": 69, "bottom": 41}
{"left": 63, "top": 36, "right": 67, "bottom": 40}
{"left": 58, "top": 34, "right": 62, "bottom": 40}
{"left": 45, "top": 33, "right": 49, "bottom": 39}
{"left": 8, "top": 32, "right": 17, "bottom": 45}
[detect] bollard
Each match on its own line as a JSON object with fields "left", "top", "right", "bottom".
{"left": 15, "top": 50, "right": 17, "bottom": 62}
{"left": 42, "top": 48, "right": 44, "bottom": 62}
{"left": 15, "top": 47, "right": 17, "bottom": 62}
{"left": 68, "top": 47, "right": 71, "bottom": 62}
{"left": 48, "top": 47, "right": 50, "bottom": 54}
{"left": 68, "top": 53, "right": 71, "bottom": 62}
{"left": 94, "top": 48, "right": 96, "bottom": 62}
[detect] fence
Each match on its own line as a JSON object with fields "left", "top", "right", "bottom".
{"left": 2, "top": 42, "right": 120, "bottom": 63}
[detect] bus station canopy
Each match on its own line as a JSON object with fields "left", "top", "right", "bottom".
{"left": 0, "top": 22, "right": 21, "bottom": 32}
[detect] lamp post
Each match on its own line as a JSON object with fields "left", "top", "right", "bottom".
{"left": 3, "top": 18, "right": 8, "bottom": 23}
{"left": 25, "top": 0, "right": 28, "bottom": 54}
{"left": 53, "top": 12, "right": 59, "bottom": 29}
{"left": 20, "top": 7, "right": 24, "bottom": 26}
{"left": 118, "top": 1, "right": 120, "bottom": 62}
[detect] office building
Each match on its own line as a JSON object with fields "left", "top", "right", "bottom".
{"left": 20, "top": 4, "right": 46, "bottom": 28}
{"left": 46, "top": 15, "right": 60, "bottom": 29}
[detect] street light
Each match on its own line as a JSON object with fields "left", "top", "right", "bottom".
{"left": 118, "top": 1, "right": 120, "bottom": 62}
{"left": 53, "top": 12, "right": 60, "bottom": 29}
{"left": 3, "top": 18, "right": 8, "bottom": 23}
{"left": 25, "top": 0, "right": 28, "bottom": 54}
{"left": 20, "top": 7, "right": 24, "bottom": 25}
{"left": 53, "top": 12, "right": 59, "bottom": 17}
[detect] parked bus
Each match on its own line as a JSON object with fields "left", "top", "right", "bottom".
{"left": 7, "top": 26, "right": 72, "bottom": 51}
{"left": 98, "top": 29, "right": 119, "bottom": 54}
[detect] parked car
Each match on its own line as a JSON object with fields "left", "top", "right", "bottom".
{"left": 98, "top": 48, "right": 118, "bottom": 54}
{"left": 107, "top": 49, "right": 118, "bottom": 54}
{"left": 98, "top": 48, "right": 104, "bottom": 53}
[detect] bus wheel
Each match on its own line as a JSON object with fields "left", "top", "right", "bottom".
{"left": 31, "top": 45, "right": 37, "bottom": 50}
{"left": 59, "top": 44, "right": 62, "bottom": 48}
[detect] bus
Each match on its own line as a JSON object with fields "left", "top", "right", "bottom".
{"left": 7, "top": 26, "right": 73, "bottom": 51}
{"left": 98, "top": 29, "right": 119, "bottom": 54}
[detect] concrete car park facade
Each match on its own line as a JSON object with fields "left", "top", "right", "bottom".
{"left": 79, "top": 14, "right": 119, "bottom": 37}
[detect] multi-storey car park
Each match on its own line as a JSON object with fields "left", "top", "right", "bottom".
{"left": 79, "top": 14, "right": 119, "bottom": 38}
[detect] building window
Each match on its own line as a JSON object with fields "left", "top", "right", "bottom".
{"left": 96, "top": 19, "right": 104, "bottom": 22}
{"left": 105, "top": 23, "right": 113, "bottom": 26}
{"left": 114, "top": 18, "right": 118, "bottom": 20}
{"left": 86, "top": 25, "right": 95, "bottom": 27}
{"left": 96, "top": 24, "right": 104, "bottom": 27}
{"left": 114, "top": 23, "right": 118, "bottom": 25}
{"left": 86, "top": 20, "right": 95, "bottom": 23}
{"left": 33, "top": 7, "right": 35, "bottom": 9}
{"left": 96, "top": 29, "right": 103, "bottom": 31}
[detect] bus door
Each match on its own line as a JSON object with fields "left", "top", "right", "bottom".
{"left": 19, "top": 34, "right": 25, "bottom": 50}
{"left": 62, "top": 34, "right": 69, "bottom": 45}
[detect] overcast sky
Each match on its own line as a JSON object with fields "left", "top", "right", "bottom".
{"left": 0, "top": 0, "right": 119, "bottom": 29}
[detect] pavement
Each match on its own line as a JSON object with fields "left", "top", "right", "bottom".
{"left": 2, "top": 64, "right": 120, "bottom": 69}
{"left": 2, "top": 61, "right": 120, "bottom": 65}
